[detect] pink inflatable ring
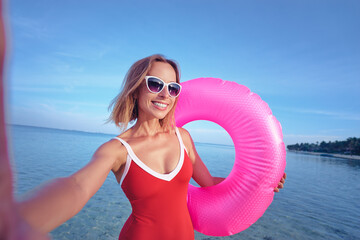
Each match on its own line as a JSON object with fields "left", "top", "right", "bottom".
{"left": 175, "top": 78, "right": 286, "bottom": 236}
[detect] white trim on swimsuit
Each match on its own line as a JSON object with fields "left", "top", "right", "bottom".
{"left": 113, "top": 127, "right": 188, "bottom": 186}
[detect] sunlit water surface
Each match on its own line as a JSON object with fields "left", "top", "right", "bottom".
{"left": 10, "top": 125, "right": 360, "bottom": 240}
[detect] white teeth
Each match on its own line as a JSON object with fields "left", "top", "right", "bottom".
{"left": 153, "top": 102, "right": 167, "bottom": 108}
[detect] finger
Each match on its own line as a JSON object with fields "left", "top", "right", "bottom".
{"left": 277, "top": 182, "right": 284, "bottom": 189}
{"left": 283, "top": 172, "right": 287, "bottom": 179}
{"left": 274, "top": 187, "right": 279, "bottom": 192}
{"left": 281, "top": 178, "right": 285, "bottom": 184}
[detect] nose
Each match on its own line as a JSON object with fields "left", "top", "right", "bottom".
{"left": 158, "top": 86, "right": 169, "bottom": 98}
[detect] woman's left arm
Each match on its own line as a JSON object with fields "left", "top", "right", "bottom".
{"left": 178, "top": 128, "right": 286, "bottom": 191}
{"left": 178, "top": 128, "right": 224, "bottom": 187}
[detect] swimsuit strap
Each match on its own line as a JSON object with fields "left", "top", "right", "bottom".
{"left": 112, "top": 137, "right": 134, "bottom": 186}
{"left": 112, "top": 127, "right": 186, "bottom": 185}
{"left": 112, "top": 137, "right": 138, "bottom": 160}
{"left": 175, "top": 127, "right": 189, "bottom": 154}
{"left": 174, "top": 127, "right": 187, "bottom": 153}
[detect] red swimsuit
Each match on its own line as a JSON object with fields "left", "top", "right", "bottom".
{"left": 114, "top": 128, "right": 194, "bottom": 240}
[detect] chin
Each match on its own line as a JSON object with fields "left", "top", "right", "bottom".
{"left": 154, "top": 113, "right": 169, "bottom": 120}
{"left": 151, "top": 106, "right": 173, "bottom": 120}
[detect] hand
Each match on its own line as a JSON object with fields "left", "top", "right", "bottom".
{"left": 274, "top": 172, "right": 286, "bottom": 193}
{"left": 1, "top": 208, "right": 50, "bottom": 240}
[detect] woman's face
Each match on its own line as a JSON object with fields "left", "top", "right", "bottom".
{"left": 136, "top": 61, "right": 177, "bottom": 121}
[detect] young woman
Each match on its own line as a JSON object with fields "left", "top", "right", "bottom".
{"left": 12, "top": 54, "right": 286, "bottom": 239}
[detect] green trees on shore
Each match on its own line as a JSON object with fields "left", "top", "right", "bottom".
{"left": 287, "top": 137, "right": 360, "bottom": 156}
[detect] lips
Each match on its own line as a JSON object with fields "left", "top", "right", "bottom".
{"left": 152, "top": 101, "right": 168, "bottom": 109}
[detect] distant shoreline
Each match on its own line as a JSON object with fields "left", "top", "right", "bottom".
{"left": 288, "top": 150, "right": 360, "bottom": 160}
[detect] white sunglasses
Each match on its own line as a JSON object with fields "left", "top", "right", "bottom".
{"left": 145, "top": 76, "right": 182, "bottom": 98}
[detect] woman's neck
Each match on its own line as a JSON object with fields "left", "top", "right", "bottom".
{"left": 131, "top": 118, "right": 164, "bottom": 137}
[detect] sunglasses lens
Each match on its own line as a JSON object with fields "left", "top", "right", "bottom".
{"left": 168, "top": 84, "right": 181, "bottom": 97}
{"left": 147, "top": 77, "right": 164, "bottom": 93}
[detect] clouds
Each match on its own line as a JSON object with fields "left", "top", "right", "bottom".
{"left": 10, "top": 16, "right": 51, "bottom": 40}
{"left": 6, "top": 1, "right": 360, "bottom": 146}
{"left": 10, "top": 102, "right": 117, "bottom": 135}
{"left": 53, "top": 41, "right": 119, "bottom": 62}
{"left": 278, "top": 107, "right": 360, "bottom": 121}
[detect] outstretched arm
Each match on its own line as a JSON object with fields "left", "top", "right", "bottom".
{"left": 17, "top": 140, "right": 125, "bottom": 233}
{"left": 1, "top": 8, "right": 50, "bottom": 238}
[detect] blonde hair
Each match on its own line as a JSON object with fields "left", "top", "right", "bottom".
{"left": 108, "top": 54, "right": 181, "bottom": 132}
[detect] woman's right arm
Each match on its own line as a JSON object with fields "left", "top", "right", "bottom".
{"left": 17, "top": 139, "right": 126, "bottom": 233}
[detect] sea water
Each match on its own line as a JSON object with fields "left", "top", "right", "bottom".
{"left": 9, "top": 125, "right": 360, "bottom": 240}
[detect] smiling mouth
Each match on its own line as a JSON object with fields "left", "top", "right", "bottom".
{"left": 152, "top": 101, "right": 168, "bottom": 109}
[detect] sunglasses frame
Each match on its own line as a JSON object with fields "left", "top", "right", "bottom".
{"left": 145, "top": 76, "right": 182, "bottom": 98}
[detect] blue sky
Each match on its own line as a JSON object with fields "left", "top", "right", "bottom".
{"left": 4, "top": 0, "right": 360, "bottom": 146}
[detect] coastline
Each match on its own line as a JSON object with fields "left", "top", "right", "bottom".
{"left": 288, "top": 150, "right": 360, "bottom": 161}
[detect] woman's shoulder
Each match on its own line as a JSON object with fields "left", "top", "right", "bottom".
{"left": 177, "top": 127, "right": 190, "bottom": 138}
{"left": 94, "top": 137, "right": 128, "bottom": 163}
{"left": 177, "top": 127, "right": 193, "bottom": 149}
